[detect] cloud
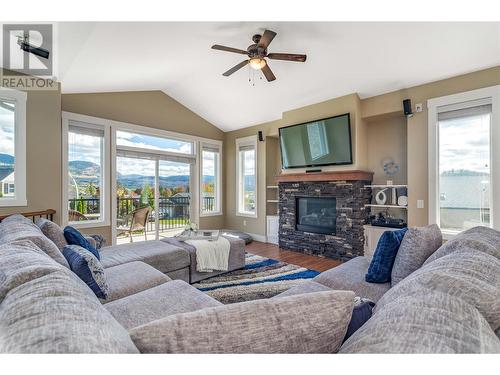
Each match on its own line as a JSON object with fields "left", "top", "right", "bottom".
{"left": 439, "top": 113, "right": 490, "bottom": 173}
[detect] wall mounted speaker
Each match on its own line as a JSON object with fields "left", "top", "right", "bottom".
{"left": 403, "top": 99, "right": 413, "bottom": 117}
{"left": 258, "top": 130, "right": 264, "bottom": 142}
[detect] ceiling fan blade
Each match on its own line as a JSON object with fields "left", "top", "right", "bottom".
{"left": 212, "top": 44, "right": 248, "bottom": 55}
{"left": 222, "top": 60, "right": 249, "bottom": 76}
{"left": 258, "top": 30, "right": 277, "bottom": 49}
{"left": 261, "top": 63, "right": 276, "bottom": 82}
{"left": 267, "top": 53, "right": 307, "bottom": 62}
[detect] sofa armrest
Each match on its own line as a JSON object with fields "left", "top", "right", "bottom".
{"left": 129, "top": 290, "right": 355, "bottom": 354}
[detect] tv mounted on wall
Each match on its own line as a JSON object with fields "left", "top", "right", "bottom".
{"left": 279, "top": 113, "right": 353, "bottom": 169}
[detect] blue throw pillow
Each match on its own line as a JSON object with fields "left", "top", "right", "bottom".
{"left": 365, "top": 228, "right": 407, "bottom": 283}
{"left": 62, "top": 245, "right": 108, "bottom": 299}
{"left": 63, "top": 226, "right": 100, "bottom": 260}
{"left": 343, "top": 298, "right": 375, "bottom": 343}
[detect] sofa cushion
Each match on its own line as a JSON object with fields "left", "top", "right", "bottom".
{"left": 271, "top": 280, "right": 332, "bottom": 298}
{"left": 365, "top": 228, "right": 407, "bottom": 283}
{"left": 0, "top": 240, "right": 62, "bottom": 303}
{"left": 0, "top": 240, "right": 138, "bottom": 353}
{"left": 424, "top": 226, "right": 500, "bottom": 266}
{"left": 63, "top": 245, "right": 109, "bottom": 300}
{"left": 103, "top": 261, "right": 171, "bottom": 303}
{"left": 36, "top": 218, "right": 68, "bottom": 250}
{"left": 0, "top": 218, "right": 69, "bottom": 268}
{"left": 376, "top": 248, "right": 500, "bottom": 331}
{"left": 0, "top": 272, "right": 138, "bottom": 353}
{"left": 313, "top": 256, "right": 390, "bottom": 302}
{"left": 129, "top": 290, "right": 355, "bottom": 354}
{"left": 391, "top": 224, "right": 442, "bottom": 286}
{"left": 104, "top": 279, "right": 222, "bottom": 329}
{"left": 64, "top": 226, "right": 100, "bottom": 260}
{"left": 339, "top": 292, "right": 500, "bottom": 354}
{"left": 100, "top": 240, "right": 190, "bottom": 274}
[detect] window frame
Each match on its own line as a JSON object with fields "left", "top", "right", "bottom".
{"left": 199, "top": 141, "right": 223, "bottom": 217}
{"left": 236, "top": 135, "right": 258, "bottom": 218}
{"left": 428, "top": 85, "right": 500, "bottom": 239}
{"left": 62, "top": 112, "right": 111, "bottom": 228}
{"left": 0, "top": 88, "right": 27, "bottom": 207}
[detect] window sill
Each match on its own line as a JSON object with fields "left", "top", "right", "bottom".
{"left": 200, "top": 211, "right": 223, "bottom": 217}
{"left": 236, "top": 212, "right": 258, "bottom": 219}
{"left": 0, "top": 198, "right": 27, "bottom": 207}
{"left": 68, "top": 220, "right": 110, "bottom": 229}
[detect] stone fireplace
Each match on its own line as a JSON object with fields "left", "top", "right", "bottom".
{"left": 277, "top": 171, "right": 373, "bottom": 261}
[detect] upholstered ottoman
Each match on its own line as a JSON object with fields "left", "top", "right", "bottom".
{"left": 162, "top": 236, "right": 246, "bottom": 283}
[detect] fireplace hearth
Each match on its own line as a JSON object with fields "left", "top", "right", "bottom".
{"left": 277, "top": 171, "right": 373, "bottom": 261}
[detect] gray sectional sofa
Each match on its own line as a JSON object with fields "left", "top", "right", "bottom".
{"left": 0, "top": 214, "right": 499, "bottom": 353}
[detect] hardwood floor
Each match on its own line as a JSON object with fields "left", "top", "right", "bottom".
{"left": 246, "top": 241, "right": 341, "bottom": 272}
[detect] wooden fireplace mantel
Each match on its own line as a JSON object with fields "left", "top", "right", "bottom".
{"left": 276, "top": 170, "right": 373, "bottom": 183}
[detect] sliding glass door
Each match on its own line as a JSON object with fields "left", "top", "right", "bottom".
{"left": 115, "top": 153, "right": 192, "bottom": 243}
{"left": 157, "top": 160, "right": 191, "bottom": 239}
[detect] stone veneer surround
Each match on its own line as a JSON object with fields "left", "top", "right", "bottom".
{"left": 278, "top": 177, "right": 372, "bottom": 261}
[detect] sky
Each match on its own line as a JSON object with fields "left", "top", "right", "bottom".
{"left": 439, "top": 113, "right": 491, "bottom": 174}
{"left": 0, "top": 102, "right": 15, "bottom": 158}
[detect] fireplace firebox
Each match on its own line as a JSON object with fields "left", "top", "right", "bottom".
{"left": 295, "top": 196, "right": 337, "bottom": 235}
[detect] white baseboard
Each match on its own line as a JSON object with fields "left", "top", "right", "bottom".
{"left": 246, "top": 232, "right": 267, "bottom": 243}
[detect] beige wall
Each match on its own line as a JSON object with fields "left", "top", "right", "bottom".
{"left": 62, "top": 90, "right": 225, "bottom": 243}
{"left": 362, "top": 66, "right": 500, "bottom": 226}
{"left": 224, "top": 66, "right": 500, "bottom": 237}
{"left": 366, "top": 115, "right": 407, "bottom": 185}
{"left": 223, "top": 94, "right": 368, "bottom": 237}
{"left": 0, "top": 70, "right": 62, "bottom": 223}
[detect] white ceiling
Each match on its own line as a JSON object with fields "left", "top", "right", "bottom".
{"left": 57, "top": 22, "right": 500, "bottom": 131}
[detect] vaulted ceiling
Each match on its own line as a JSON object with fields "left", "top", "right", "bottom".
{"left": 57, "top": 22, "right": 500, "bottom": 131}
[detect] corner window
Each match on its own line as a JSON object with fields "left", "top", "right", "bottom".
{"left": 200, "top": 143, "right": 222, "bottom": 215}
{"left": 0, "top": 89, "right": 27, "bottom": 206}
{"left": 428, "top": 86, "right": 500, "bottom": 238}
{"left": 63, "top": 113, "right": 110, "bottom": 227}
{"left": 236, "top": 136, "right": 257, "bottom": 217}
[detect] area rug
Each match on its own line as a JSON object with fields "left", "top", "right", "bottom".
{"left": 192, "top": 253, "right": 320, "bottom": 304}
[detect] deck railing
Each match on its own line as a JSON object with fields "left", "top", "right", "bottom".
{"left": 68, "top": 196, "right": 215, "bottom": 231}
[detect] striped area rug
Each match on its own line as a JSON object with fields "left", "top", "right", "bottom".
{"left": 192, "top": 253, "right": 320, "bottom": 304}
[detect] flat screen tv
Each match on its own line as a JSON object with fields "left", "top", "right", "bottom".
{"left": 279, "top": 113, "right": 352, "bottom": 169}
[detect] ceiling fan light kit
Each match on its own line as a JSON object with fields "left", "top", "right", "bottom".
{"left": 249, "top": 57, "right": 266, "bottom": 70}
{"left": 211, "top": 29, "right": 307, "bottom": 82}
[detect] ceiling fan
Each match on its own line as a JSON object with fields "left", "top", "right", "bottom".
{"left": 211, "top": 29, "right": 307, "bottom": 82}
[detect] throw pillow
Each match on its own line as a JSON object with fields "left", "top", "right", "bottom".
{"left": 339, "top": 291, "right": 500, "bottom": 354}
{"left": 36, "top": 218, "right": 68, "bottom": 250}
{"left": 64, "top": 226, "right": 100, "bottom": 260}
{"left": 62, "top": 244, "right": 108, "bottom": 299}
{"left": 365, "top": 228, "right": 407, "bottom": 283}
{"left": 129, "top": 291, "right": 355, "bottom": 353}
{"left": 390, "top": 224, "right": 442, "bottom": 286}
{"left": 343, "top": 297, "right": 375, "bottom": 343}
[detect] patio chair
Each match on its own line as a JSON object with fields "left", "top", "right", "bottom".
{"left": 116, "top": 206, "right": 152, "bottom": 243}
{"left": 68, "top": 209, "right": 89, "bottom": 222}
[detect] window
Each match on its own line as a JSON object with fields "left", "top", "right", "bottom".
{"left": 201, "top": 143, "right": 222, "bottom": 215}
{"left": 0, "top": 89, "right": 27, "bottom": 206}
{"left": 62, "top": 113, "right": 110, "bottom": 227}
{"left": 428, "top": 85, "right": 500, "bottom": 238}
{"left": 236, "top": 136, "right": 257, "bottom": 217}
{"left": 116, "top": 130, "right": 193, "bottom": 154}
